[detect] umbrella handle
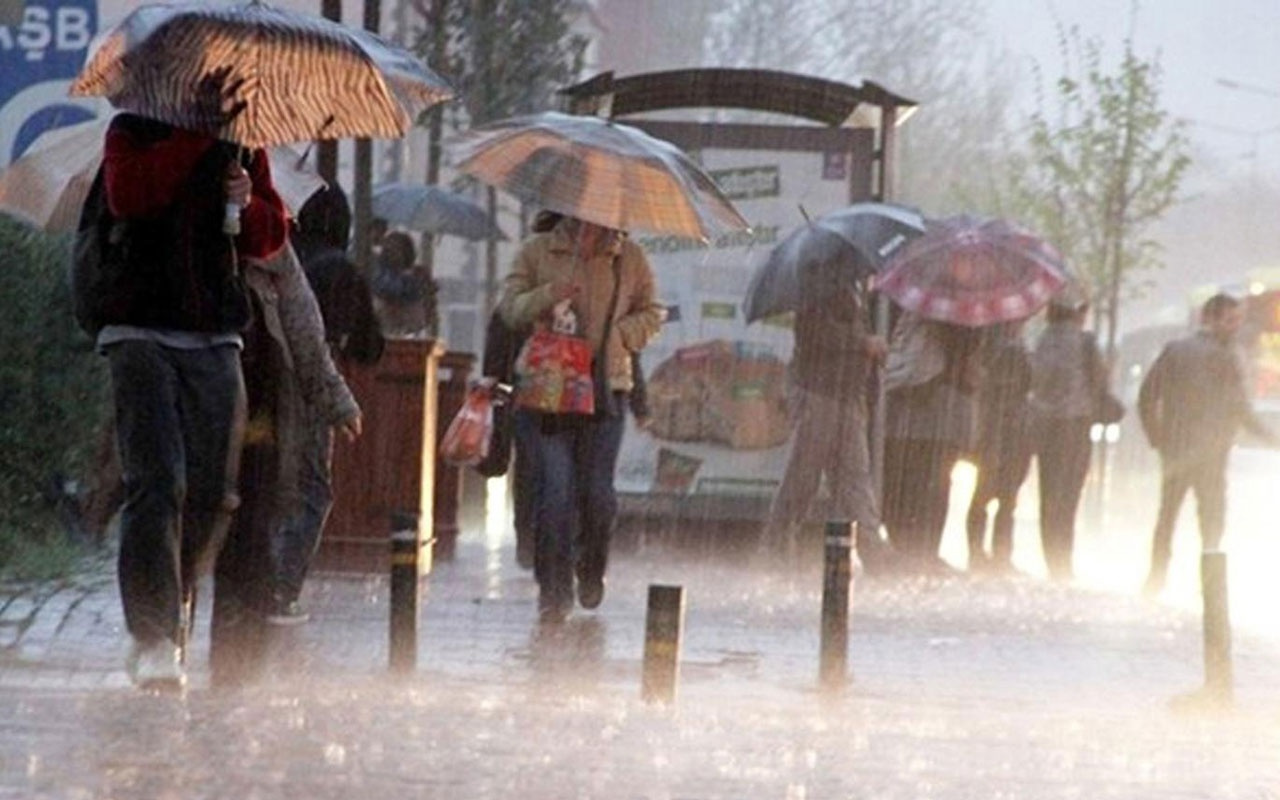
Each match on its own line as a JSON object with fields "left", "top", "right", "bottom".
{"left": 223, "top": 146, "right": 246, "bottom": 236}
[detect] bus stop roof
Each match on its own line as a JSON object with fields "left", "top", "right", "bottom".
{"left": 559, "top": 68, "right": 916, "bottom": 127}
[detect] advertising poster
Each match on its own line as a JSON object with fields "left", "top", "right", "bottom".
{"left": 616, "top": 144, "right": 853, "bottom": 513}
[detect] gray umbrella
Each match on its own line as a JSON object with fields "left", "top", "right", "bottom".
{"left": 371, "top": 182, "right": 506, "bottom": 241}
{"left": 743, "top": 202, "right": 925, "bottom": 322}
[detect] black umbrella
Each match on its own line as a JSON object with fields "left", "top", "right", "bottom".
{"left": 743, "top": 201, "right": 925, "bottom": 322}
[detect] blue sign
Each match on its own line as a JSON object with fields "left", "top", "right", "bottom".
{"left": 0, "top": 0, "right": 98, "bottom": 163}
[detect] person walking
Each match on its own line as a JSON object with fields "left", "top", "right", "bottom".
{"left": 1137, "top": 293, "right": 1276, "bottom": 597}
{"left": 965, "top": 321, "right": 1033, "bottom": 574}
{"left": 881, "top": 312, "right": 983, "bottom": 573}
{"left": 765, "top": 257, "right": 888, "bottom": 566}
{"left": 265, "top": 186, "right": 384, "bottom": 623}
{"left": 499, "top": 214, "right": 664, "bottom": 623}
{"left": 1027, "top": 290, "right": 1102, "bottom": 582}
{"left": 94, "top": 111, "right": 287, "bottom": 689}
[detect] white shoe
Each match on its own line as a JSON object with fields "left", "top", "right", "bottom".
{"left": 126, "top": 639, "right": 186, "bottom": 691}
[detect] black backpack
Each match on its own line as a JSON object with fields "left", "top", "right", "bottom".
{"left": 70, "top": 165, "right": 127, "bottom": 337}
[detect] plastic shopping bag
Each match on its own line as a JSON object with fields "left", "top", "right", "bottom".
{"left": 440, "top": 382, "right": 495, "bottom": 466}
{"left": 512, "top": 328, "right": 596, "bottom": 415}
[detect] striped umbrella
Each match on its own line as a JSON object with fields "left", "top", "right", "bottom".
{"left": 875, "top": 215, "right": 1070, "bottom": 327}
{"left": 0, "top": 116, "right": 325, "bottom": 232}
{"left": 449, "top": 111, "right": 749, "bottom": 240}
{"left": 69, "top": 1, "right": 453, "bottom": 149}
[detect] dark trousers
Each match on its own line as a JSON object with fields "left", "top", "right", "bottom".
{"left": 512, "top": 409, "right": 540, "bottom": 566}
{"left": 1035, "top": 417, "right": 1092, "bottom": 581}
{"left": 108, "top": 341, "right": 245, "bottom": 646}
{"left": 1148, "top": 449, "right": 1230, "bottom": 579}
{"left": 966, "top": 444, "right": 1032, "bottom": 566}
{"left": 269, "top": 421, "right": 335, "bottom": 603}
{"left": 882, "top": 437, "right": 961, "bottom": 560}
{"left": 531, "top": 396, "right": 626, "bottom": 612}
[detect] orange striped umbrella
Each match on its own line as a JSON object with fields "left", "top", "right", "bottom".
{"left": 450, "top": 112, "right": 750, "bottom": 240}
{"left": 69, "top": 1, "right": 453, "bottom": 149}
{"left": 0, "top": 116, "right": 325, "bottom": 231}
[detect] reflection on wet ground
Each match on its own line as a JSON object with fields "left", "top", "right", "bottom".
{"left": 2, "top": 457, "right": 1280, "bottom": 797}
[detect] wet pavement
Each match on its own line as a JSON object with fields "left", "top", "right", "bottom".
{"left": 2, "top": 510, "right": 1280, "bottom": 798}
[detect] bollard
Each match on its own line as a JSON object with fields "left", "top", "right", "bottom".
{"left": 389, "top": 511, "right": 421, "bottom": 674}
{"left": 819, "top": 520, "right": 856, "bottom": 692}
{"left": 642, "top": 584, "right": 685, "bottom": 704}
{"left": 1201, "top": 551, "right": 1233, "bottom": 704}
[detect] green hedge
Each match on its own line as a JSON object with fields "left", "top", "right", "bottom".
{"left": 0, "top": 216, "right": 108, "bottom": 564}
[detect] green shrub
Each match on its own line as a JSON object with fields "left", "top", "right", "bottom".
{"left": 0, "top": 215, "right": 109, "bottom": 572}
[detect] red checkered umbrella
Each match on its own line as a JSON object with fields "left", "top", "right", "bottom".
{"left": 874, "top": 215, "right": 1070, "bottom": 327}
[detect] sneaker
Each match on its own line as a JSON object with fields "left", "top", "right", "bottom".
{"left": 126, "top": 639, "right": 186, "bottom": 691}
{"left": 265, "top": 599, "right": 310, "bottom": 626}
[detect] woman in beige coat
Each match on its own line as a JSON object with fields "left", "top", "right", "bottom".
{"left": 499, "top": 214, "right": 664, "bottom": 623}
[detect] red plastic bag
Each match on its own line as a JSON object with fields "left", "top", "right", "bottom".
{"left": 440, "top": 383, "right": 495, "bottom": 466}
{"left": 513, "top": 329, "right": 596, "bottom": 415}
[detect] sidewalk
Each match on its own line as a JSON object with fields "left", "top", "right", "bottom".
{"left": 2, "top": 529, "right": 1279, "bottom": 799}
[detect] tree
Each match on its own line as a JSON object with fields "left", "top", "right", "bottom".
{"left": 1008, "top": 28, "right": 1191, "bottom": 361}
{"left": 411, "top": 0, "right": 588, "bottom": 310}
{"left": 702, "top": 0, "right": 1021, "bottom": 212}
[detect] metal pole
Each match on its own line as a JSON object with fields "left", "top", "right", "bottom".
{"left": 641, "top": 584, "right": 685, "bottom": 704}
{"left": 1201, "top": 550, "right": 1233, "bottom": 704}
{"left": 389, "top": 510, "right": 421, "bottom": 674}
{"left": 820, "top": 521, "right": 856, "bottom": 692}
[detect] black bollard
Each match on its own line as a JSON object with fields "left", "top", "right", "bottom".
{"left": 1201, "top": 550, "right": 1233, "bottom": 704}
{"left": 389, "top": 511, "right": 421, "bottom": 674}
{"left": 820, "top": 520, "right": 856, "bottom": 692}
{"left": 642, "top": 584, "right": 685, "bottom": 704}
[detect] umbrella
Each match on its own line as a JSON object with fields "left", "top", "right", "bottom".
{"left": 743, "top": 202, "right": 925, "bottom": 322}
{"left": 69, "top": 0, "right": 453, "bottom": 149}
{"left": 0, "top": 116, "right": 325, "bottom": 231}
{"left": 449, "top": 111, "right": 749, "bottom": 240}
{"left": 372, "top": 182, "right": 506, "bottom": 241}
{"left": 875, "top": 214, "right": 1069, "bottom": 327}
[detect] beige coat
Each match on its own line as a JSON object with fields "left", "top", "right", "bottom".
{"left": 499, "top": 226, "right": 664, "bottom": 392}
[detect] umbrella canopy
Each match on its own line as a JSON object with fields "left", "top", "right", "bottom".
{"left": 371, "top": 182, "right": 505, "bottom": 241}
{"left": 0, "top": 116, "right": 325, "bottom": 231}
{"left": 69, "top": 0, "right": 453, "bottom": 148}
{"left": 449, "top": 111, "right": 749, "bottom": 240}
{"left": 875, "top": 214, "right": 1069, "bottom": 327}
{"left": 743, "top": 202, "right": 925, "bottom": 322}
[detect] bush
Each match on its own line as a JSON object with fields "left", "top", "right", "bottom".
{"left": 0, "top": 215, "right": 109, "bottom": 573}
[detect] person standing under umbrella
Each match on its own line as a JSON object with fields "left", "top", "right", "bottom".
{"left": 499, "top": 215, "right": 664, "bottom": 623}
{"left": 765, "top": 257, "right": 889, "bottom": 566}
{"left": 1027, "top": 288, "right": 1100, "bottom": 582}
{"left": 94, "top": 111, "right": 287, "bottom": 689}
{"left": 965, "top": 321, "right": 1033, "bottom": 574}
{"left": 881, "top": 312, "right": 983, "bottom": 573}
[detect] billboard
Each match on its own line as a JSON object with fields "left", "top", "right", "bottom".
{"left": 0, "top": 1, "right": 104, "bottom": 165}
{"left": 615, "top": 131, "right": 863, "bottom": 510}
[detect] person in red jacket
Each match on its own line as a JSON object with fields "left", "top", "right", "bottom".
{"left": 97, "top": 110, "right": 286, "bottom": 690}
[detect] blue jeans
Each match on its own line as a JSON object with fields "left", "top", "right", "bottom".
{"left": 269, "top": 420, "right": 335, "bottom": 604}
{"left": 107, "top": 341, "right": 245, "bottom": 645}
{"left": 531, "top": 394, "right": 626, "bottom": 612}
